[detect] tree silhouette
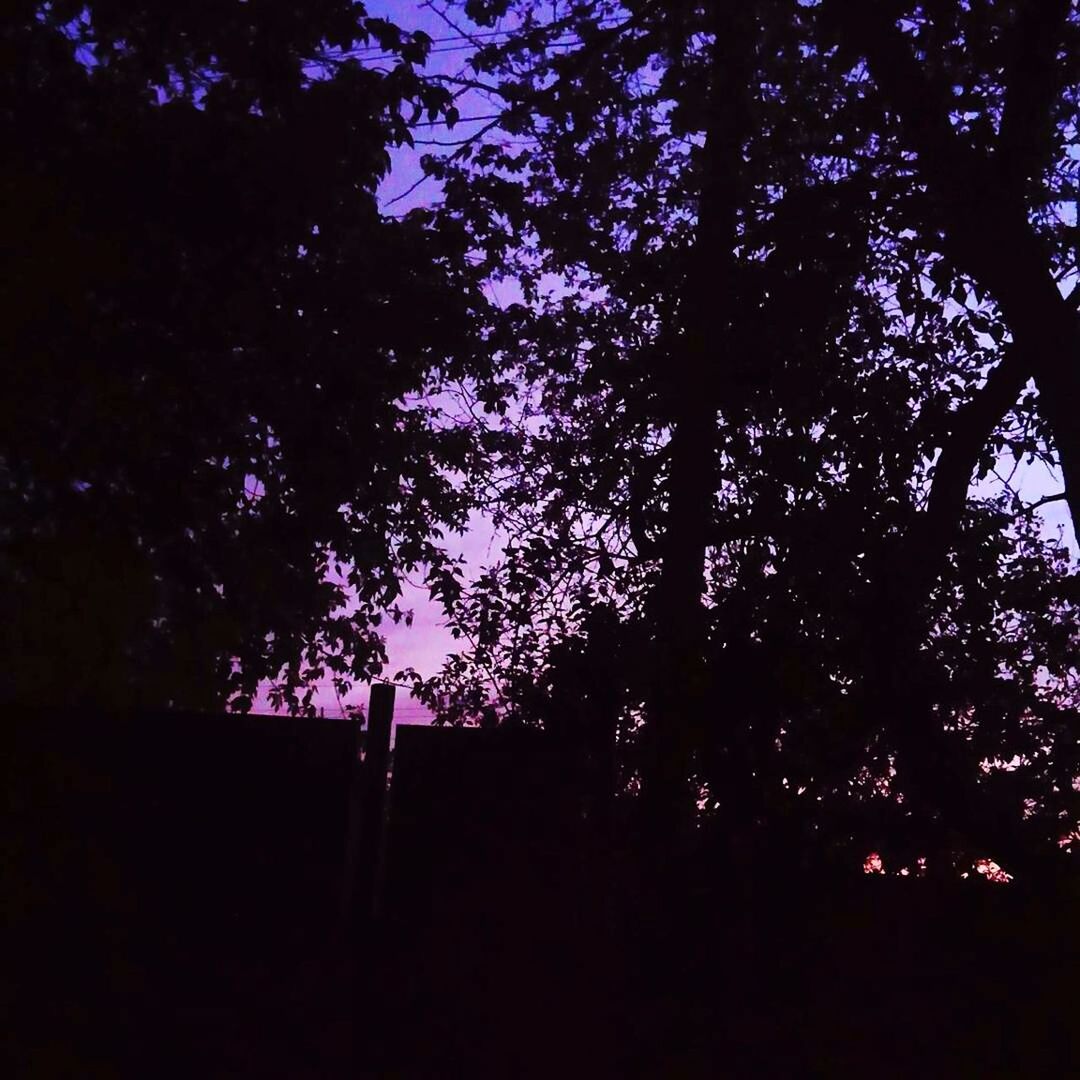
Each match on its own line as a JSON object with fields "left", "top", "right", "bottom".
{"left": 816, "top": 0, "right": 1080, "bottom": 874}
{"left": 5, "top": 0, "right": 1076, "bottom": 873}
{"left": 405, "top": 0, "right": 1079, "bottom": 872}
{"left": 1, "top": 2, "right": 485, "bottom": 712}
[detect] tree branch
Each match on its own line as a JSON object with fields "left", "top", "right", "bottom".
{"left": 1025, "top": 491, "right": 1069, "bottom": 513}
{"left": 820, "top": 0, "right": 992, "bottom": 254}
{"left": 824, "top": 0, "right": 1080, "bottom": 535}
{"left": 998, "top": 0, "right": 1071, "bottom": 191}
{"left": 920, "top": 349, "right": 1028, "bottom": 557}
{"left": 627, "top": 455, "right": 661, "bottom": 560}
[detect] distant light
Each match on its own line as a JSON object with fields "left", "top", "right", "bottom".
{"left": 975, "top": 858, "right": 1013, "bottom": 883}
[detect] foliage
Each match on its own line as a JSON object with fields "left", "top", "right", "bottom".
{"left": 5, "top": 0, "right": 1076, "bottom": 869}
{"left": 401, "top": 0, "right": 1079, "bottom": 868}
{"left": 0, "top": 1, "right": 486, "bottom": 711}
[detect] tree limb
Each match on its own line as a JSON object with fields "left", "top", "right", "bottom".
{"left": 823, "top": 0, "right": 1080, "bottom": 535}
{"left": 1022, "top": 491, "right": 1068, "bottom": 514}
{"left": 998, "top": 0, "right": 1071, "bottom": 192}
{"left": 920, "top": 349, "right": 1028, "bottom": 564}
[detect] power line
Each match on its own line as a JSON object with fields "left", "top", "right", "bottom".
{"left": 409, "top": 112, "right": 502, "bottom": 127}
{"left": 319, "top": 19, "right": 628, "bottom": 66}
{"left": 341, "top": 25, "right": 530, "bottom": 52}
{"left": 330, "top": 16, "right": 625, "bottom": 58}
{"left": 348, "top": 36, "right": 605, "bottom": 63}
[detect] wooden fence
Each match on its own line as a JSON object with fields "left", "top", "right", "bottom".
{"left": 7, "top": 694, "right": 1080, "bottom": 1077}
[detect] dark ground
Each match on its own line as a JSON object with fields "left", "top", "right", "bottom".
{"left": 363, "top": 854, "right": 1080, "bottom": 1079}
{"left": 6, "top": 712, "right": 1079, "bottom": 1077}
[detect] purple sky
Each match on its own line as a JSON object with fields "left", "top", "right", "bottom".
{"left": 280, "top": 2, "right": 524, "bottom": 720}
{"left": 256, "top": 3, "right": 504, "bottom": 720}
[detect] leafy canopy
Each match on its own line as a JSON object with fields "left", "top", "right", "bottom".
{"left": 401, "top": 0, "right": 1079, "bottom": 871}
{"left": 1, "top": 0, "right": 487, "bottom": 712}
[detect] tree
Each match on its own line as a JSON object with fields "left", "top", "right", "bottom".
{"left": 405, "top": 0, "right": 1079, "bottom": 871}
{"left": 0, "top": 1, "right": 485, "bottom": 712}
{"left": 822, "top": 0, "right": 1080, "bottom": 534}
{"left": 812, "top": 0, "right": 1080, "bottom": 873}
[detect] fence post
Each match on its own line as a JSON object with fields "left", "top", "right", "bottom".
{"left": 339, "top": 683, "right": 395, "bottom": 940}
{"left": 357, "top": 682, "right": 395, "bottom": 922}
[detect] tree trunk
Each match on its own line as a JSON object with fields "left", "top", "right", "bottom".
{"left": 828, "top": 0, "right": 1079, "bottom": 863}
{"left": 827, "top": 0, "right": 1080, "bottom": 538}
{"left": 642, "top": 3, "right": 755, "bottom": 837}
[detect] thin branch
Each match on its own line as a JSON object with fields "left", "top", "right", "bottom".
{"left": 420, "top": 0, "right": 499, "bottom": 52}
{"left": 429, "top": 73, "right": 513, "bottom": 99}
{"left": 381, "top": 170, "right": 436, "bottom": 209}
{"left": 1022, "top": 491, "right": 1068, "bottom": 514}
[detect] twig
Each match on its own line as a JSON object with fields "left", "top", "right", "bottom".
{"left": 1022, "top": 491, "right": 1068, "bottom": 514}
{"left": 382, "top": 171, "right": 436, "bottom": 208}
